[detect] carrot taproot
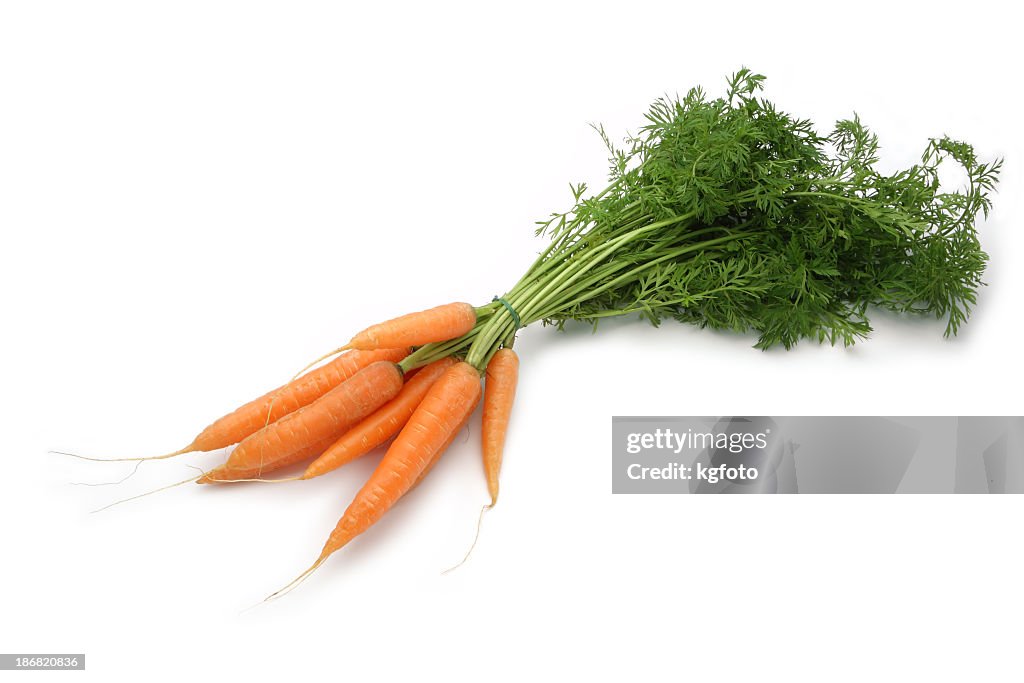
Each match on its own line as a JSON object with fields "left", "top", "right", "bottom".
{"left": 268, "top": 361, "right": 481, "bottom": 598}
{"left": 193, "top": 348, "right": 407, "bottom": 449}
{"left": 294, "top": 302, "right": 476, "bottom": 377}
{"left": 408, "top": 406, "right": 470, "bottom": 492}
{"left": 301, "top": 356, "right": 457, "bottom": 480}
{"left": 481, "top": 348, "right": 519, "bottom": 506}
{"left": 440, "top": 350, "right": 519, "bottom": 573}
{"left": 198, "top": 361, "right": 404, "bottom": 483}
{"left": 297, "top": 303, "right": 476, "bottom": 371}
{"left": 347, "top": 302, "right": 477, "bottom": 350}
{"left": 64, "top": 347, "right": 408, "bottom": 463}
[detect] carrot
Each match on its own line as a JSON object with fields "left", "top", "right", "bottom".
{"left": 293, "top": 302, "right": 476, "bottom": 378}
{"left": 347, "top": 302, "right": 477, "bottom": 350}
{"left": 439, "top": 349, "right": 519, "bottom": 573}
{"left": 481, "top": 348, "right": 519, "bottom": 505}
{"left": 299, "top": 303, "right": 476, "bottom": 374}
{"left": 301, "top": 356, "right": 456, "bottom": 480}
{"left": 268, "top": 361, "right": 481, "bottom": 598}
{"left": 193, "top": 348, "right": 407, "bottom": 449}
{"left": 292, "top": 303, "right": 475, "bottom": 378}
{"left": 64, "top": 347, "right": 408, "bottom": 463}
{"left": 198, "top": 361, "right": 405, "bottom": 483}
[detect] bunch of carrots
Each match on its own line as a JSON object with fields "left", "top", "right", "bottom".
{"left": 72, "top": 70, "right": 1000, "bottom": 597}
{"left": 80, "top": 302, "right": 517, "bottom": 597}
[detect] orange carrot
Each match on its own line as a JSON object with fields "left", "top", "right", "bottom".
{"left": 408, "top": 410, "right": 468, "bottom": 492}
{"left": 481, "top": 348, "right": 519, "bottom": 505}
{"left": 301, "top": 356, "right": 456, "bottom": 479}
{"left": 347, "top": 302, "right": 477, "bottom": 350}
{"left": 191, "top": 348, "right": 407, "bottom": 450}
{"left": 67, "top": 347, "right": 408, "bottom": 463}
{"left": 268, "top": 361, "right": 481, "bottom": 598}
{"left": 295, "top": 303, "right": 475, "bottom": 377}
{"left": 199, "top": 361, "right": 404, "bottom": 483}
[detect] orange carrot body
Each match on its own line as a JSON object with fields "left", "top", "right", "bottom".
{"left": 190, "top": 347, "right": 407, "bottom": 453}
{"left": 317, "top": 361, "right": 481, "bottom": 559}
{"left": 481, "top": 348, "right": 519, "bottom": 505}
{"left": 199, "top": 361, "right": 405, "bottom": 482}
{"left": 201, "top": 436, "right": 338, "bottom": 482}
{"left": 409, "top": 409, "right": 470, "bottom": 492}
{"left": 302, "top": 357, "right": 456, "bottom": 479}
{"left": 346, "top": 302, "right": 477, "bottom": 350}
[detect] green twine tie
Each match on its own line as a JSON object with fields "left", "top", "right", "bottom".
{"left": 493, "top": 296, "right": 522, "bottom": 329}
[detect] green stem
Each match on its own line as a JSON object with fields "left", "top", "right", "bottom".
{"left": 535, "top": 233, "right": 746, "bottom": 320}
{"left": 464, "top": 214, "right": 695, "bottom": 367}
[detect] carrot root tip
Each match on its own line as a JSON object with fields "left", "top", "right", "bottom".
{"left": 265, "top": 557, "right": 327, "bottom": 602}
{"left": 200, "top": 474, "right": 300, "bottom": 484}
{"left": 69, "top": 460, "right": 145, "bottom": 487}
{"left": 442, "top": 503, "right": 491, "bottom": 575}
{"left": 51, "top": 445, "right": 195, "bottom": 463}
{"left": 91, "top": 472, "right": 202, "bottom": 513}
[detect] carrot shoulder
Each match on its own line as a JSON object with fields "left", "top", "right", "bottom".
{"left": 301, "top": 356, "right": 457, "bottom": 479}
{"left": 199, "top": 361, "right": 405, "bottom": 482}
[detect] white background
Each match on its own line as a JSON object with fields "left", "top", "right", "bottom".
{"left": 2, "top": 1, "right": 1022, "bottom": 680}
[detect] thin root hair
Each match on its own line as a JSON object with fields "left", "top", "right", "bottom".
{"left": 51, "top": 446, "right": 192, "bottom": 463}
{"left": 91, "top": 472, "right": 203, "bottom": 513}
{"left": 69, "top": 460, "right": 144, "bottom": 487}
{"left": 442, "top": 503, "right": 492, "bottom": 575}
{"left": 264, "top": 558, "right": 327, "bottom": 603}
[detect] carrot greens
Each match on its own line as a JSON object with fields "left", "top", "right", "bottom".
{"left": 403, "top": 69, "right": 1000, "bottom": 371}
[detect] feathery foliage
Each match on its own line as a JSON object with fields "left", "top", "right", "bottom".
{"left": 405, "top": 69, "right": 1001, "bottom": 370}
